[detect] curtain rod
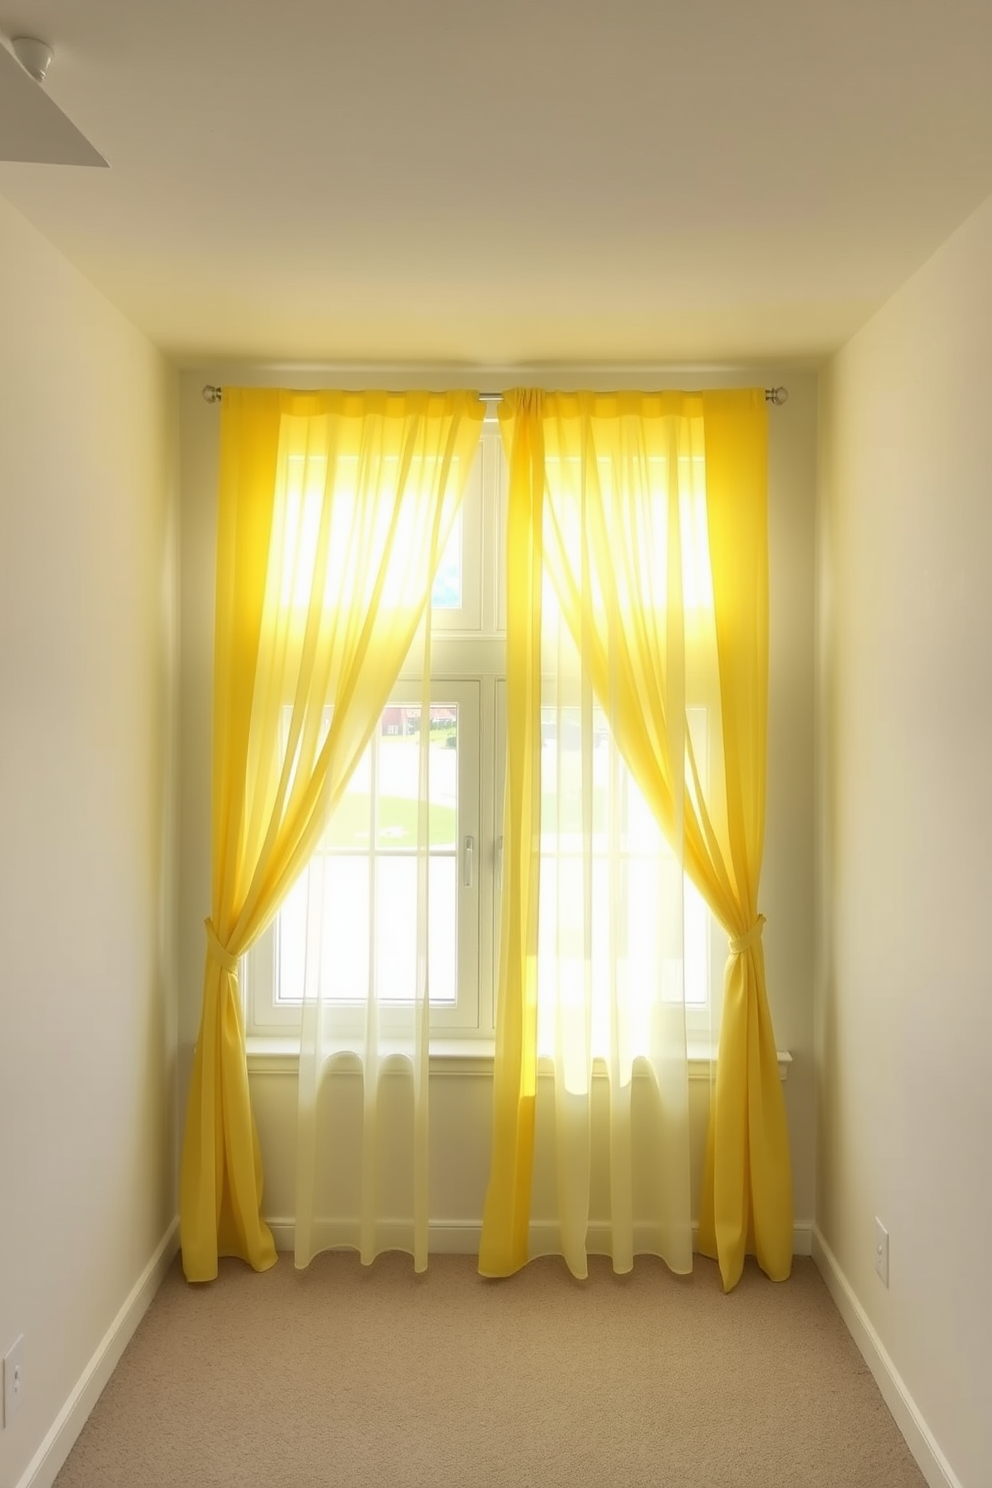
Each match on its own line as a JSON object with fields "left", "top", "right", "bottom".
{"left": 201, "top": 384, "right": 788, "bottom": 406}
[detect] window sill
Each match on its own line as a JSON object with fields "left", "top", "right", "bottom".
{"left": 245, "top": 1037, "right": 793, "bottom": 1082}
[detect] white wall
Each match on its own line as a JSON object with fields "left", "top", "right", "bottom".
{"left": 817, "top": 193, "right": 992, "bottom": 1486}
{"left": 178, "top": 365, "right": 816, "bottom": 1247}
{"left": 0, "top": 198, "right": 179, "bottom": 1488}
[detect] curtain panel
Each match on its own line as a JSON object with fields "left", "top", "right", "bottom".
{"left": 179, "top": 387, "right": 484, "bottom": 1282}
{"left": 480, "top": 389, "right": 792, "bottom": 1290}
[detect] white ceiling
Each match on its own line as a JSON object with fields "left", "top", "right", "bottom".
{"left": 2, "top": 0, "right": 992, "bottom": 369}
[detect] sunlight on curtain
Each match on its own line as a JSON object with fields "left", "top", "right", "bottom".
{"left": 480, "top": 390, "right": 792, "bottom": 1288}
{"left": 531, "top": 598, "right": 695, "bottom": 1278}
{"left": 294, "top": 668, "right": 456, "bottom": 1272}
{"left": 179, "top": 387, "right": 483, "bottom": 1282}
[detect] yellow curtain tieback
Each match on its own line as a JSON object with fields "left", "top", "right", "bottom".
{"left": 729, "top": 914, "right": 766, "bottom": 957}
{"left": 204, "top": 918, "right": 238, "bottom": 974}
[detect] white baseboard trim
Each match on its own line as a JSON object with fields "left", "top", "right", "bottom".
{"left": 812, "top": 1227, "right": 962, "bottom": 1488}
{"left": 791, "top": 1222, "right": 814, "bottom": 1257}
{"left": 17, "top": 1218, "right": 180, "bottom": 1488}
{"left": 266, "top": 1219, "right": 297, "bottom": 1252}
{"left": 265, "top": 1216, "right": 814, "bottom": 1261}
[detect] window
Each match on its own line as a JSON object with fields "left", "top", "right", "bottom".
{"left": 245, "top": 682, "right": 482, "bottom": 1035}
{"left": 245, "top": 423, "right": 503, "bottom": 1039}
{"left": 534, "top": 704, "right": 712, "bottom": 1041}
{"left": 244, "top": 415, "right": 720, "bottom": 1044}
{"left": 494, "top": 686, "right": 717, "bottom": 1056}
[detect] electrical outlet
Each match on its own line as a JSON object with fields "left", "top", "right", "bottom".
{"left": 3, "top": 1335, "right": 25, "bottom": 1426}
{"left": 875, "top": 1218, "right": 889, "bottom": 1287}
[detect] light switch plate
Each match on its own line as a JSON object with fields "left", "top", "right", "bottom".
{"left": 3, "top": 1335, "right": 24, "bottom": 1425}
{"left": 875, "top": 1218, "right": 889, "bottom": 1287}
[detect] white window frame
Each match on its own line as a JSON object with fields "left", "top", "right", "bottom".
{"left": 244, "top": 418, "right": 506, "bottom": 1042}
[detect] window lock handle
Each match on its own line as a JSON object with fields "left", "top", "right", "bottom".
{"left": 463, "top": 835, "right": 475, "bottom": 888}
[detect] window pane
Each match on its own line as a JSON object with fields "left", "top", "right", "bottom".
{"left": 375, "top": 855, "right": 456, "bottom": 1003}
{"left": 275, "top": 867, "right": 309, "bottom": 1002}
{"left": 276, "top": 847, "right": 461, "bottom": 1007}
{"left": 276, "top": 855, "right": 371, "bottom": 1003}
{"left": 323, "top": 745, "right": 372, "bottom": 851}
{"left": 426, "top": 855, "right": 458, "bottom": 1004}
{"left": 534, "top": 704, "right": 711, "bottom": 1058}
{"left": 268, "top": 695, "right": 466, "bottom": 1012}
{"left": 430, "top": 509, "right": 462, "bottom": 609}
{"left": 683, "top": 876, "right": 709, "bottom": 1006}
{"left": 377, "top": 706, "right": 458, "bottom": 850}
{"left": 325, "top": 856, "right": 372, "bottom": 1000}
{"left": 540, "top": 706, "right": 611, "bottom": 844}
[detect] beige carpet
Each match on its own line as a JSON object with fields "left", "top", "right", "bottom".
{"left": 55, "top": 1251, "right": 926, "bottom": 1487}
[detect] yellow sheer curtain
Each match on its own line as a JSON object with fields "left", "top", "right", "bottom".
{"left": 694, "top": 391, "right": 792, "bottom": 1288}
{"left": 479, "top": 393, "right": 544, "bottom": 1274}
{"left": 480, "top": 388, "right": 792, "bottom": 1289}
{"left": 180, "top": 387, "right": 484, "bottom": 1282}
